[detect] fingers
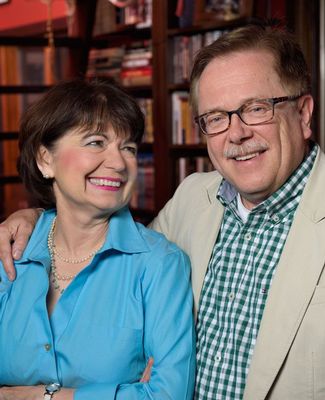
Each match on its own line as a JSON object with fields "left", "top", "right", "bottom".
{"left": 140, "top": 357, "right": 154, "bottom": 383}
{"left": 0, "top": 208, "right": 41, "bottom": 281}
{"left": 11, "top": 224, "right": 33, "bottom": 260}
{"left": 0, "top": 224, "right": 16, "bottom": 281}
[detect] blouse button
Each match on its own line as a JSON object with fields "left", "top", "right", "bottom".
{"left": 44, "top": 343, "right": 52, "bottom": 352}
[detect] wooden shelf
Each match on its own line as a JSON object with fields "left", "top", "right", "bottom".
{"left": 170, "top": 144, "right": 208, "bottom": 158}
{"left": 0, "top": 85, "right": 52, "bottom": 94}
{"left": 167, "top": 16, "right": 253, "bottom": 37}
{"left": 0, "top": 132, "right": 19, "bottom": 140}
{"left": 0, "top": 176, "right": 21, "bottom": 184}
{"left": 0, "top": 36, "right": 84, "bottom": 47}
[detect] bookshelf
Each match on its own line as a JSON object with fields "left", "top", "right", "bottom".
{"left": 0, "top": 0, "right": 319, "bottom": 223}
{"left": 153, "top": 2, "right": 256, "bottom": 201}
{"left": 0, "top": 2, "right": 96, "bottom": 221}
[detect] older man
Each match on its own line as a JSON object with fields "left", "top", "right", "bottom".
{"left": 1, "top": 24, "right": 324, "bottom": 399}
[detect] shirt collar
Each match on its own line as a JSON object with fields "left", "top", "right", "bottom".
{"left": 17, "top": 207, "right": 150, "bottom": 264}
{"left": 217, "top": 142, "right": 318, "bottom": 216}
{"left": 101, "top": 206, "right": 150, "bottom": 254}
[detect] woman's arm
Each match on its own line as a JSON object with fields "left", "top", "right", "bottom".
{"left": 0, "top": 385, "right": 74, "bottom": 400}
{"left": 75, "top": 247, "right": 196, "bottom": 400}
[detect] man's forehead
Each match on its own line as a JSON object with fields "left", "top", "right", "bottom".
{"left": 201, "top": 49, "right": 276, "bottom": 78}
{"left": 197, "top": 50, "right": 281, "bottom": 112}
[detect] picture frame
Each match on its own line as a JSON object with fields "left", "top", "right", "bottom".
{"left": 194, "top": 0, "right": 253, "bottom": 24}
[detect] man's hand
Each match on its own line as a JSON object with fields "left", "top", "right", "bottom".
{"left": 140, "top": 357, "right": 154, "bottom": 382}
{"left": 0, "top": 208, "right": 41, "bottom": 281}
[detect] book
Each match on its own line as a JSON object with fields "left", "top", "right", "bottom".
{"left": 120, "top": 65, "right": 152, "bottom": 86}
{"left": 86, "top": 47, "right": 125, "bottom": 81}
{"left": 130, "top": 152, "right": 155, "bottom": 211}
{"left": 122, "top": 58, "right": 151, "bottom": 68}
{"left": 171, "top": 91, "right": 201, "bottom": 144}
{"left": 176, "top": 156, "right": 213, "bottom": 184}
{"left": 175, "top": 0, "right": 194, "bottom": 28}
{"left": 113, "top": 0, "right": 152, "bottom": 28}
{"left": 137, "top": 98, "right": 154, "bottom": 143}
{"left": 93, "top": 0, "right": 117, "bottom": 36}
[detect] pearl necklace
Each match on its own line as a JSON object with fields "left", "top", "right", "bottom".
{"left": 48, "top": 217, "right": 103, "bottom": 264}
{"left": 47, "top": 217, "right": 103, "bottom": 293}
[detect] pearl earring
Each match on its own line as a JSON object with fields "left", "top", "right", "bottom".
{"left": 43, "top": 174, "right": 50, "bottom": 179}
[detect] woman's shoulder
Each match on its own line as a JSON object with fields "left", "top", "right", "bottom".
{"left": 135, "top": 222, "right": 188, "bottom": 258}
{"left": 135, "top": 222, "right": 179, "bottom": 247}
{"left": 19, "top": 209, "right": 55, "bottom": 258}
{"left": 134, "top": 222, "right": 191, "bottom": 285}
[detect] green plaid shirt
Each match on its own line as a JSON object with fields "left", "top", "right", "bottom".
{"left": 195, "top": 144, "right": 318, "bottom": 400}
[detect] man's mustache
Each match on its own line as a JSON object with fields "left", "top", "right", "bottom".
{"left": 224, "top": 140, "right": 269, "bottom": 159}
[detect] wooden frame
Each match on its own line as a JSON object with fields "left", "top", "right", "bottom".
{"left": 194, "top": 0, "right": 253, "bottom": 24}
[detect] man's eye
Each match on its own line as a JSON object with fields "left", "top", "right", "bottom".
{"left": 207, "top": 113, "right": 226, "bottom": 125}
{"left": 246, "top": 104, "right": 269, "bottom": 114}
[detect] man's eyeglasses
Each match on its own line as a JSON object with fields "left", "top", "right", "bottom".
{"left": 194, "top": 95, "right": 301, "bottom": 136}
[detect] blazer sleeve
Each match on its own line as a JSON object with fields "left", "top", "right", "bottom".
{"left": 149, "top": 172, "right": 215, "bottom": 241}
{"left": 74, "top": 246, "right": 196, "bottom": 400}
{"left": 148, "top": 174, "right": 194, "bottom": 239}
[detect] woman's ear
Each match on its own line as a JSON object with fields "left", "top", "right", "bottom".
{"left": 36, "top": 145, "right": 54, "bottom": 178}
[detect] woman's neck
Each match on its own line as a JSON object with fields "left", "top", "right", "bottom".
{"left": 52, "top": 211, "right": 110, "bottom": 259}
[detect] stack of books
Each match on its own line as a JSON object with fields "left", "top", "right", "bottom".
{"left": 115, "top": 0, "right": 152, "bottom": 28}
{"left": 120, "top": 44, "right": 152, "bottom": 87}
{"left": 86, "top": 47, "right": 125, "bottom": 81}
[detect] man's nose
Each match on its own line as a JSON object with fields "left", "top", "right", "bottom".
{"left": 227, "top": 113, "right": 253, "bottom": 143}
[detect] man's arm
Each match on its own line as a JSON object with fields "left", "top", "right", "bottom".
{"left": 0, "top": 208, "right": 41, "bottom": 280}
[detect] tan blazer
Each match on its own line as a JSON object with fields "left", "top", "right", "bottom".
{"left": 150, "top": 147, "right": 325, "bottom": 400}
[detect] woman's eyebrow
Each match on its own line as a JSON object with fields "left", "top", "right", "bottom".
{"left": 81, "top": 131, "right": 108, "bottom": 139}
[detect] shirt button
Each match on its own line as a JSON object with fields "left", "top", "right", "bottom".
{"left": 215, "top": 352, "right": 222, "bottom": 362}
{"left": 228, "top": 292, "right": 235, "bottom": 301}
{"left": 261, "top": 287, "right": 267, "bottom": 295}
{"left": 272, "top": 214, "right": 280, "bottom": 223}
{"left": 244, "top": 232, "right": 252, "bottom": 241}
{"left": 44, "top": 343, "right": 52, "bottom": 351}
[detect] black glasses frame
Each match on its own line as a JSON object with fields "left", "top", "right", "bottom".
{"left": 194, "top": 95, "right": 302, "bottom": 136}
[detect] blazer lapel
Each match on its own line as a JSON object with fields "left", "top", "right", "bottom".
{"left": 244, "top": 150, "right": 325, "bottom": 400}
{"left": 191, "top": 186, "right": 224, "bottom": 317}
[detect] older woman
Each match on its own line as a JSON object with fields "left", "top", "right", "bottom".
{"left": 0, "top": 79, "right": 195, "bottom": 399}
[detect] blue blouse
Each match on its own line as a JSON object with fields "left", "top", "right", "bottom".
{"left": 0, "top": 208, "right": 195, "bottom": 399}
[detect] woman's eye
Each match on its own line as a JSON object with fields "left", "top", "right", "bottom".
{"left": 123, "top": 145, "right": 137, "bottom": 155}
{"left": 87, "top": 140, "right": 104, "bottom": 147}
